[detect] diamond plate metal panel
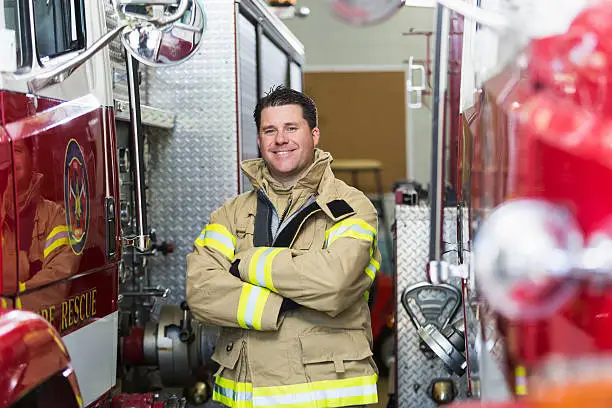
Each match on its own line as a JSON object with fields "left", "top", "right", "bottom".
{"left": 395, "top": 205, "right": 470, "bottom": 407}
{"left": 143, "top": 0, "right": 239, "bottom": 305}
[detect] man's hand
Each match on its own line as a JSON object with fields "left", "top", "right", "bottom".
{"left": 229, "top": 259, "right": 241, "bottom": 278}
{"left": 280, "top": 298, "right": 300, "bottom": 313}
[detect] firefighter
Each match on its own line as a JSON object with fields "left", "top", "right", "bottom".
{"left": 187, "top": 86, "right": 382, "bottom": 408}
{"left": 1, "top": 139, "right": 81, "bottom": 309}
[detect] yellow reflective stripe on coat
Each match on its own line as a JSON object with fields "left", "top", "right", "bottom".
{"left": 15, "top": 281, "right": 27, "bottom": 309}
{"left": 326, "top": 219, "right": 380, "bottom": 301}
{"left": 252, "top": 374, "right": 378, "bottom": 407}
{"left": 44, "top": 225, "right": 69, "bottom": 258}
{"left": 365, "top": 257, "right": 380, "bottom": 281}
{"left": 363, "top": 258, "right": 380, "bottom": 301}
{"left": 236, "top": 283, "right": 271, "bottom": 330}
{"left": 325, "top": 218, "right": 376, "bottom": 248}
{"left": 214, "top": 376, "right": 254, "bottom": 408}
{"left": 195, "top": 223, "right": 236, "bottom": 261}
{"left": 248, "top": 247, "right": 284, "bottom": 293}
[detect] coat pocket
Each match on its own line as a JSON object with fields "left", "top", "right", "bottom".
{"left": 299, "top": 331, "right": 376, "bottom": 381}
{"left": 211, "top": 332, "right": 242, "bottom": 371}
{"left": 291, "top": 216, "right": 327, "bottom": 250}
{"left": 235, "top": 218, "right": 254, "bottom": 253}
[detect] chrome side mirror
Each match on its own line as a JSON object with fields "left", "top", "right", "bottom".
{"left": 120, "top": 0, "right": 206, "bottom": 67}
{"left": 24, "top": 0, "right": 205, "bottom": 93}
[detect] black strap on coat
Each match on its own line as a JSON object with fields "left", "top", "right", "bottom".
{"left": 253, "top": 192, "right": 354, "bottom": 248}
{"left": 253, "top": 190, "right": 274, "bottom": 247}
{"left": 273, "top": 201, "right": 322, "bottom": 248}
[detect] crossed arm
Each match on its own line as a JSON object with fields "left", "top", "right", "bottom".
{"left": 186, "top": 197, "right": 381, "bottom": 331}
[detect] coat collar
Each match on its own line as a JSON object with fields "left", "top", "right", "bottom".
{"left": 241, "top": 149, "right": 333, "bottom": 196}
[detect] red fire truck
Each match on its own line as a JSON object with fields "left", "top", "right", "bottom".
{"left": 331, "top": 1, "right": 612, "bottom": 407}
{"left": 419, "top": 1, "right": 612, "bottom": 408}
{"left": 0, "top": 1, "right": 213, "bottom": 406}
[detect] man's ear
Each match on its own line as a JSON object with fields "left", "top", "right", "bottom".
{"left": 257, "top": 135, "right": 261, "bottom": 150}
{"left": 312, "top": 127, "right": 320, "bottom": 147}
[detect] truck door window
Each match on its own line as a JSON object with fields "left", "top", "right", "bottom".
{"left": 259, "top": 35, "right": 289, "bottom": 96}
{"left": 33, "top": 0, "right": 85, "bottom": 62}
{"left": 2, "top": 0, "right": 32, "bottom": 70}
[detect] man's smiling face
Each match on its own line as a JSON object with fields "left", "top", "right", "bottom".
{"left": 257, "top": 104, "right": 320, "bottom": 185}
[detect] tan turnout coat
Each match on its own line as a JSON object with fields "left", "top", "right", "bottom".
{"left": 186, "top": 150, "right": 382, "bottom": 408}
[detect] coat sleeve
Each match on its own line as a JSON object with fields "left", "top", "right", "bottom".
{"left": 186, "top": 204, "right": 284, "bottom": 331}
{"left": 237, "top": 192, "right": 382, "bottom": 317}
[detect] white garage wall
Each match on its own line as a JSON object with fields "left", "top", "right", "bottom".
{"left": 284, "top": 2, "right": 434, "bottom": 68}
{"left": 283, "top": 2, "right": 436, "bottom": 184}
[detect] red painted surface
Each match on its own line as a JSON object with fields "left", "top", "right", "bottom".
{"left": 4, "top": 95, "right": 108, "bottom": 267}
{"left": 158, "top": 35, "right": 198, "bottom": 64}
{"left": 0, "top": 85, "right": 121, "bottom": 404}
{"left": 0, "top": 88, "right": 121, "bottom": 403}
{"left": 122, "top": 326, "right": 145, "bottom": 366}
{"left": 448, "top": 12, "right": 464, "bottom": 193}
{"left": 0, "top": 126, "right": 11, "bottom": 295}
{"left": 370, "top": 272, "right": 393, "bottom": 340}
{"left": 111, "top": 393, "right": 166, "bottom": 408}
{"left": 0, "top": 91, "right": 120, "bottom": 335}
{"left": 0, "top": 91, "right": 62, "bottom": 126}
{"left": 19, "top": 266, "right": 119, "bottom": 336}
{"left": 471, "top": 1, "right": 612, "bottom": 397}
{"left": 0, "top": 308, "right": 81, "bottom": 407}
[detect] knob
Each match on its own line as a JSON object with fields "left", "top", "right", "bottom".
{"left": 158, "top": 241, "right": 174, "bottom": 255}
{"left": 179, "top": 301, "right": 194, "bottom": 343}
{"left": 431, "top": 379, "right": 457, "bottom": 404}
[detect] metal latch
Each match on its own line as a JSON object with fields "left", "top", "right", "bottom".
{"left": 123, "top": 234, "right": 151, "bottom": 252}
{"left": 427, "top": 260, "right": 469, "bottom": 284}
{"left": 105, "top": 197, "right": 117, "bottom": 258}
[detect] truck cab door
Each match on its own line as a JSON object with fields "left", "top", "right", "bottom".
{"left": 1, "top": 0, "right": 118, "bottom": 306}
{"left": 0, "top": 1, "right": 119, "bottom": 405}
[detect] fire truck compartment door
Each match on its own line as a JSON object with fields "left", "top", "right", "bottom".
{"left": 3, "top": 93, "right": 118, "bottom": 406}
{"left": 3, "top": 94, "right": 111, "bottom": 292}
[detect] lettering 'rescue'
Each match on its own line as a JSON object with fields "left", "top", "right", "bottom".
{"left": 39, "top": 288, "right": 97, "bottom": 332}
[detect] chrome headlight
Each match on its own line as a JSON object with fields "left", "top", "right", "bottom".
{"left": 474, "top": 199, "right": 583, "bottom": 319}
